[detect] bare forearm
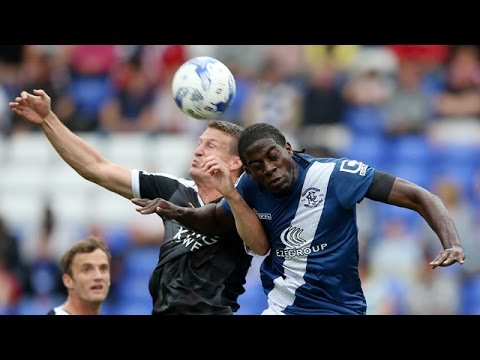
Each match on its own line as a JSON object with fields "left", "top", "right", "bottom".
{"left": 133, "top": 198, "right": 229, "bottom": 236}
{"left": 40, "top": 112, "right": 107, "bottom": 183}
{"left": 171, "top": 204, "right": 224, "bottom": 237}
{"left": 413, "top": 191, "right": 461, "bottom": 249}
{"left": 224, "top": 191, "right": 270, "bottom": 255}
{"left": 388, "top": 179, "right": 461, "bottom": 250}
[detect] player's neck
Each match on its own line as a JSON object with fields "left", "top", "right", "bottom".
{"left": 290, "top": 157, "right": 299, "bottom": 183}
{"left": 63, "top": 296, "right": 102, "bottom": 315}
{"left": 197, "top": 175, "right": 239, "bottom": 204}
{"left": 197, "top": 186, "right": 223, "bottom": 204}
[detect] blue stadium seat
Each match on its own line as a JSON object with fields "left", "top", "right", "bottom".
{"left": 344, "top": 105, "right": 385, "bottom": 136}
{"left": 432, "top": 164, "right": 477, "bottom": 199}
{"left": 433, "top": 143, "right": 480, "bottom": 166}
{"left": 114, "top": 299, "right": 152, "bottom": 315}
{"left": 374, "top": 202, "right": 422, "bottom": 233}
{"left": 460, "top": 273, "right": 480, "bottom": 315}
{"left": 115, "top": 273, "right": 152, "bottom": 303}
{"left": 16, "top": 295, "right": 62, "bottom": 315}
{"left": 103, "top": 226, "right": 131, "bottom": 257}
{"left": 341, "top": 135, "right": 387, "bottom": 168}
{"left": 389, "top": 135, "right": 432, "bottom": 164}
{"left": 383, "top": 162, "right": 433, "bottom": 190}
{"left": 114, "top": 246, "right": 158, "bottom": 306}
{"left": 68, "top": 74, "right": 115, "bottom": 123}
{"left": 123, "top": 246, "right": 159, "bottom": 278}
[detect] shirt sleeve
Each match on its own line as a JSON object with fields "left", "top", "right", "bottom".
{"left": 131, "top": 169, "right": 142, "bottom": 198}
{"left": 333, "top": 159, "right": 375, "bottom": 209}
{"left": 131, "top": 169, "right": 184, "bottom": 200}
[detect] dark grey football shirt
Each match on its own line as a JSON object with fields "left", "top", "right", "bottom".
{"left": 132, "top": 170, "right": 252, "bottom": 315}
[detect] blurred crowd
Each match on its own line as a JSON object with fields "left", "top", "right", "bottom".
{"left": 1, "top": 45, "right": 480, "bottom": 315}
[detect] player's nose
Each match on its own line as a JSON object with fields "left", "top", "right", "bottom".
{"left": 264, "top": 160, "right": 276, "bottom": 175}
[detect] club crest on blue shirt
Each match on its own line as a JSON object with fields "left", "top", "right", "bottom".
{"left": 301, "top": 187, "right": 324, "bottom": 208}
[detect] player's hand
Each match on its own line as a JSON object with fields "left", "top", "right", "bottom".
{"left": 430, "top": 245, "right": 465, "bottom": 269}
{"left": 131, "top": 198, "right": 183, "bottom": 220}
{"left": 202, "top": 155, "right": 235, "bottom": 196}
{"left": 8, "top": 89, "right": 52, "bottom": 125}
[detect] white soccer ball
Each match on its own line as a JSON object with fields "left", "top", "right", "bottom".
{"left": 172, "top": 56, "right": 236, "bottom": 120}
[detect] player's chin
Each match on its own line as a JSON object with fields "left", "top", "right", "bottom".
{"left": 88, "top": 290, "right": 109, "bottom": 301}
{"left": 188, "top": 166, "right": 198, "bottom": 177}
{"left": 189, "top": 167, "right": 210, "bottom": 181}
{"left": 266, "top": 180, "right": 290, "bottom": 194}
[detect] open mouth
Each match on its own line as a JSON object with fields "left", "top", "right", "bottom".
{"left": 269, "top": 177, "right": 283, "bottom": 186}
{"left": 90, "top": 285, "right": 104, "bottom": 292}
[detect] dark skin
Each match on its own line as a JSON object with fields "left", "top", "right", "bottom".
{"left": 133, "top": 139, "right": 465, "bottom": 268}
{"left": 243, "top": 139, "right": 298, "bottom": 195}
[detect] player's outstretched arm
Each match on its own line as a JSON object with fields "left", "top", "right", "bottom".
{"left": 133, "top": 196, "right": 269, "bottom": 255}
{"left": 132, "top": 198, "right": 233, "bottom": 236}
{"left": 368, "top": 174, "right": 465, "bottom": 268}
{"left": 9, "top": 89, "right": 132, "bottom": 198}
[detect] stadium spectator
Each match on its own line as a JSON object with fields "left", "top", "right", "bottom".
{"left": 383, "top": 60, "right": 431, "bottom": 137}
{"left": 0, "top": 217, "right": 23, "bottom": 313}
{"left": 434, "top": 45, "right": 480, "bottom": 119}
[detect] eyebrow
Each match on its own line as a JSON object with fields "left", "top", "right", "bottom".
{"left": 200, "top": 137, "right": 221, "bottom": 144}
{"left": 247, "top": 145, "right": 278, "bottom": 165}
{"left": 79, "top": 262, "right": 109, "bottom": 269}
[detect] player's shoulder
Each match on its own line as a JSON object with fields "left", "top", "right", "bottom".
{"left": 327, "top": 158, "right": 375, "bottom": 182}
{"left": 139, "top": 170, "right": 197, "bottom": 190}
{"left": 304, "top": 155, "right": 347, "bottom": 169}
{"left": 47, "top": 306, "right": 70, "bottom": 315}
{"left": 139, "top": 170, "right": 192, "bottom": 184}
{"left": 321, "top": 157, "right": 372, "bottom": 172}
{"left": 314, "top": 156, "right": 342, "bottom": 165}
{"left": 306, "top": 156, "right": 374, "bottom": 180}
{"left": 298, "top": 154, "right": 346, "bottom": 167}
{"left": 236, "top": 171, "right": 255, "bottom": 187}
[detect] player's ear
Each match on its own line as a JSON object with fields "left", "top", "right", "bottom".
{"left": 286, "top": 142, "right": 293, "bottom": 155}
{"left": 63, "top": 273, "right": 74, "bottom": 289}
{"left": 230, "top": 155, "right": 243, "bottom": 172}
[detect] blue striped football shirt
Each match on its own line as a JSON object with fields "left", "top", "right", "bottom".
{"left": 221, "top": 154, "right": 375, "bottom": 314}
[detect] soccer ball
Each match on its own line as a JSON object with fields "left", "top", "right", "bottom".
{"left": 172, "top": 56, "right": 236, "bottom": 120}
